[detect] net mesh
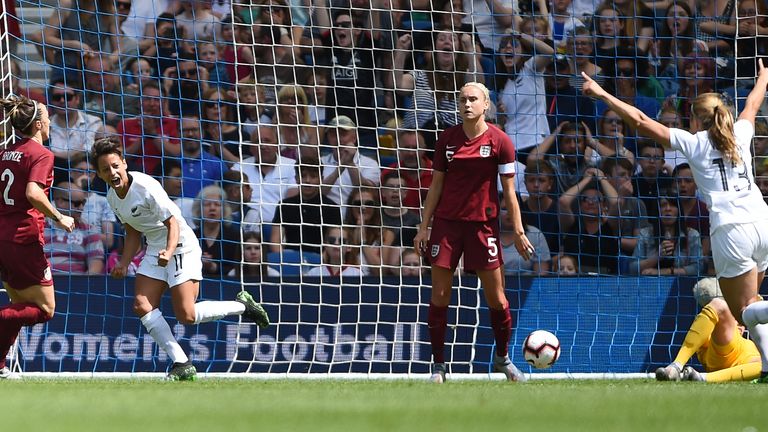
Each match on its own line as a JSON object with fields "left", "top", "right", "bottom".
{"left": 1, "top": 0, "right": 766, "bottom": 375}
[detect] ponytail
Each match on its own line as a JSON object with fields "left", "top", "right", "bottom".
{"left": 709, "top": 104, "right": 740, "bottom": 165}
{"left": 0, "top": 95, "right": 41, "bottom": 136}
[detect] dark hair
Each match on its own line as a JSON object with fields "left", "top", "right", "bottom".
{"left": 0, "top": 95, "right": 42, "bottom": 136}
{"left": 90, "top": 136, "right": 124, "bottom": 166}
{"left": 296, "top": 156, "right": 321, "bottom": 179}
{"left": 154, "top": 158, "right": 181, "bottom": 177}
{"left": 601, "top": 156, "right": 635, "bottom": 176}
{"left": 222, "top": 169, "right": 249, "bottom": 186}
{"left": 672, "top": 162, "right": 691, "bottom": 177}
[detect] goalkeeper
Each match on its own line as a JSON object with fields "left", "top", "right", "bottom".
{"left": 656, "top": 277, "right": 761, "bottom": 382}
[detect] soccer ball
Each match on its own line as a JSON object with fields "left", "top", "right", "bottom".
{"left": 522, "top": 330, "right": 561, "bottom": 369}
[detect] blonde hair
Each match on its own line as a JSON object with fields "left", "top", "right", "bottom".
{"left": 277, "top": 85, "right": 311, "bottom": 125}
{"left": 691, "top": 93, "right": 740, "bottom": 165}
{"left": 460, "top": 81, "right": 490, "bottom": 101}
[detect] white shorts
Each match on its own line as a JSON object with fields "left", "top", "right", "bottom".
{"left": 137, "top": 246, "right": 203, "bottom": 287}
{"left": 711, "top": 220, "right": 768, "bottom": 278}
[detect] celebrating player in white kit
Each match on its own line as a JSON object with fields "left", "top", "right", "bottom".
{"left": 581, "top": 61, "right": 768, "bottom": 382}
{"left": 91, "top": 137, "right": 269, "bottom": 381}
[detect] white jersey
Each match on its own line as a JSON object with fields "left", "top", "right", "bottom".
{"left": 669, "top": 120, "right": 768, "bottom": 234}
{"left": 107, "top": 171, "right": 199, "bottom": 256}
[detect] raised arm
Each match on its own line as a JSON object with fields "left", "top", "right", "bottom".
{"left": 738, "top": 59, "right": 768, "bottom": 125}
{"left": 581, "top": 72, "right": 671, "bottom": 149}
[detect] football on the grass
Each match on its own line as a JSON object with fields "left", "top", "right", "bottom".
{"left": 523, "top": 330, "right": 561, "bottom": 369}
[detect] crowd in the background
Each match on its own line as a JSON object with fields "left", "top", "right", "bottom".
{"left": 6, "top": 0, "right": 768, "bottom": 279}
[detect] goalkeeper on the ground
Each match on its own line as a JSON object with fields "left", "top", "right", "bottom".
{"left": 656, "top": 278, "right": 761, "bottom": 383}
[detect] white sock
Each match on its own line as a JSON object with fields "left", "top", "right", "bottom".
{"left": 742, "top": 301, "right": 768, "bottom": 371}
{"left": 193, "top": 301, "right": 246, "bottom": 324}
{"left": 140, "top": 309, "right": 188, "bottom": 364}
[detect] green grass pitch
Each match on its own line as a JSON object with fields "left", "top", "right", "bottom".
{"left": 1, "top": 379, "right": 765, "bottom": 431}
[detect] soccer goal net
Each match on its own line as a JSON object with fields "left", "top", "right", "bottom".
{"left": 1, "top": 0, "right": 765, "bottom": 378}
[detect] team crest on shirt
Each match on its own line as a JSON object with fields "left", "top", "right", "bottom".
{"left": 431, "top": 245, "right": 440, "bottom": 258}
{"left": 479, "top": 145, "right": 491, "bottom": 157}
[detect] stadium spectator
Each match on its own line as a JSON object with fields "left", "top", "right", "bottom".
{"left": 393, "top": 28, "right": 485, "bottom": 148}
{"left": 46, "top": 182, "right": 105, "bottom": 275}
{"left": 123, "top": 57, "right": 155, "bottom": 91}
{"left": 652, "top": 2, "right": 708, "bottom": 97}
{"left": 527, "top": 121, "right": 611, "bottom": 193}
{"left": 155, "top": 159, "right": 196, "bottom": 228}
{"left": 274, "top": 85, "right": 319, "bottom": 160}
{"left": 270, "top": 157, "right": 343, "bottom": 254}
{"left": 146, "top": 13, "right": 185, "bottom": 75}
{"left": 547, "top": 0, "right": 584, "bottom": 52}
{"left": 595, "top": 108, "right": 635, "bottom": 164}
{"left": 494, "top": 30, "right": 554, "bottom": 157}
{"left": 305, "top": 226, "right": 364, "bottom": 277}
{"left": 412, "top": 82, "right": 532, "bottom": 383}
{"left": 458, "top": 0, "right": 514, "bottom": 50}
{"left": 47, "top": 77, "right": 105, "bottom": 181}
{"left": 0, "top": 95, "right": 76, "bottom": 379}
{"left": 202, "top": 88, "right": 244, "bottom": 163}
{"left": 192, "top": 185, "right": 240, "bottom": 277}
{"left": 116, "top": 81, "right": 180, "bottom": 174}
{"left": 430, "top": 0, "right": 486, "bottom": 53}
{"left": 83, "top": 55, "right": 140, "bottom": 125}
{"left": 656, "top": 277, "right": 761, "bottom": 382}
{"left": 564, "top": 27, "right": 603, "bottom": 89}
{"left": 552, "top": 253, "right": 578, "bottom": 275}
{"left": 593, "top": 5, "right": 627, "bottom": 72}
{"left": 629, "top": 195, "right": 704, "bottom": 276}
{"left": 320, "top": 116, "right": 380, "bottom": 213}
{"left": 559, "top": 178, "right": 621, "bottom": 274}
{"left": 544, "top": 56, "right": 598, "bottom": 132}
{"left": 673, "top": 162, "right": 711, "bottom": 271}
{"left": 106, "top": 240, "right": 147, "bottom": 277}
{"left": 177, "top": 115, "right": 226, "bottom": 199}
{"left": 380, "top": 173, "right": 421, "bottom": 264}
{"left": 399, "top": 248, "right": 426, "bottom": 278}
{"left": 520, "top": 161, "right": 563, "bottom": 255}
{"left": 69, "top": 153, "right": 116, "bottom": 250}
{"left": 235, "top": 77, "right": 270, "bottom": 138}
{"left": 380, "top": 130, "right": 432, "bottom": 212}
{"left": 606, "top": 0, "right": 654, "bottom": 54}
{"left": 315, "top": 10, "right": 383, "bottom": 145}
{"left": 226, "top": 231, "right": 279, "bottom": 279}
{"left": 39, "top": 0, "right": 119, "bottom": 74}
{"left": 257, "top": 0, "right": 303, "bottom": 59}
{"left": 734, "top": 0, "right": 768, "bottom": 87}
{"left": 633, "top": 140, "right": 673, "bottom": 220}
{"left": 174, "top": 0, "right": 221, "bottom": 41}
{"left": 232, "top": 124, "right": 298, "bottom": 230}
{"left": 164, "top": 50, "right": 208, "bottom": 118}
{"left": 500, "top": 222, "right": 551, "bottom": 275}
{"left": 343, "top": 187, "right": 395, "bottom": 276}
{"left": 602, "top": 156, "right": 649, "bottom": 256}
{"left": 195, "top": 40, "right": 230, "bottom": 89}
{"left": 299, "top": 68, "right": 331, "bottom": 126}
{"left": 216, "top": 14, "right": 255, "bottom": 83}
{"left": 671, "top": 56, "right": 718, "bottom": 128}
{"left": 658, "top": 106, "right": 686, "bottom": 169}
{"left": 120, "top": 0, "right": 179, "bottom": 40}
{"left": 596, "top": 50, "right": 661, "bottom": 121}
{"left": 694, "top": 0, "right": 736, "bottom": 55}
{"left": 221, "top": 170, "right": 256, "bottom": 225}
{"left": 91, "top": 137, "right": 269, "bottom": 381}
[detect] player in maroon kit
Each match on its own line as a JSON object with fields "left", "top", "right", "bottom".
{"left": 0, "top": 95, "right": 75, "bottom": 378}
{"left": 413, "top": 82, "right": 535, "bottom": 383}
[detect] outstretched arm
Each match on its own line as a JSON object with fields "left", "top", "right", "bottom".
{"left": 581, "top": 72, "right": 671, "bottom": 149}
{"left": 738, "top": 59, "right": 768, "bottom": 125}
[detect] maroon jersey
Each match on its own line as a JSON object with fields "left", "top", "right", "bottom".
{"left": 432, "top": 124, "right": 516, "bottom": 222}
{"left": 0, "top": 138, "right": 54, "bottom": 244}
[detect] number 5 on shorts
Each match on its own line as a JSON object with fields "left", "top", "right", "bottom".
{"left": 488, "top": 237, "right": 498, "bottom": 257}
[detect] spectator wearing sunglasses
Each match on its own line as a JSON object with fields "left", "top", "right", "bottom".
{"left": 44, "top": 182, "right": 105, "bottom": 275}
{"left": 343, "top": 187, "right": 395, "bottom": 276}
{"left": 47, "top": 77, "right": 105, "bottom": 183}
{"left": 304, "top": 226, "right": 363, "bottom": 277}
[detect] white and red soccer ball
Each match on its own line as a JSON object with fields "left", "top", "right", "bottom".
{"left": 522, "top": 330, "right": 561, "bottom": 369}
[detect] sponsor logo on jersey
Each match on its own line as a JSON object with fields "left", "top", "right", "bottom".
{"left": 431, "top": 245, "right": 440, "bottom": 258}
{"left": 479, "top": 145, "right": 491, "bottom": 158}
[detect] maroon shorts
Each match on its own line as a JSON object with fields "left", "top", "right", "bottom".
{"left": 0, "top": 241, "right": 53, "bottom": 290}
{"left": 427, "top": 217, "right": 502, "bottom": 271}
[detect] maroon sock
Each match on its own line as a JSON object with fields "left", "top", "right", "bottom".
{"left": 0, "top": 303, "right": 50, "bottom": 369}
{"left": 428, "top": 303, "right": 448, "bottom": 364}
{"left": 489, "top": 305, "right": 511, "bottom": 358}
